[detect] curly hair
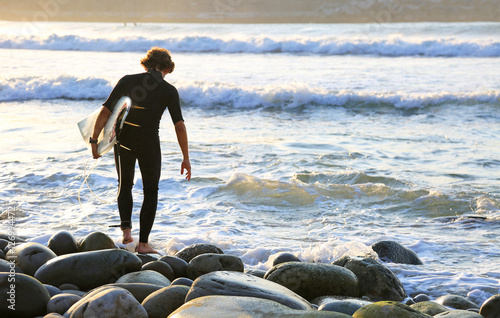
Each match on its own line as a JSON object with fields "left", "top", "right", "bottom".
{"left": 140, "top": 47, "right": 175, "bottom": 73}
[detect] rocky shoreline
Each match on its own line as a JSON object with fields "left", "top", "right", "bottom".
{"left": 0, "top": 230, "right": 498, "bottom": 317}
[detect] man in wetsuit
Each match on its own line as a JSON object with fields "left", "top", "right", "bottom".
{"left": 90, "top": 47, "right": 191, "bottom": 254}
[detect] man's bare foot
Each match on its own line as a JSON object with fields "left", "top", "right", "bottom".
{"left": 136, "top": 242, "right": 158, "bottom": 254}
{"left": 122, "top": 228, "right": 133, "bottom": 244}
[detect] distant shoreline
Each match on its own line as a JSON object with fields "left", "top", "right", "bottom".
{"left": 2, "top": 0, "right": 498, "bottom": 24}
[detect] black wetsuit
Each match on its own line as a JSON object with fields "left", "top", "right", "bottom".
{"left": 103, "top": 69, "right": 183, "bottom": 243}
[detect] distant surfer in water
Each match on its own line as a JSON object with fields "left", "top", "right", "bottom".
{"left": 90, "top": 47, "right": 191, "bottom": 254}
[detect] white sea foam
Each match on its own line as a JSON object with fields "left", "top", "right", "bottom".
{"left": 1, "top": 75, "right": 499, "bottom": 110}
{"left": 1, "top": 34, "right": 499, "bottom": 57}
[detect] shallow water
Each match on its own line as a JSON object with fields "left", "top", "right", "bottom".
{"left": 1, "top": 21, "right": 499, "bottom": 304}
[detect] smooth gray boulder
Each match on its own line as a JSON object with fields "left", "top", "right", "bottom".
{"left": 435, "top": 294, "right": 480, "bottom": 310}
{"left": 170, "top": 295, "right": 352, "bottom": 317}
{"left": 186, "top": 271, "right": 314, "bottom": 310}
{"left": 174, "top": 243, "right": 223, "bottom": 263}
{"left": 34, "top": 249, "right": 142, "bottom": 290}
{"left": 141, "top": 285, "right": 190, "bottom": 318}
{"left": 0, "top": 272, "right": 51, "bottom": 318}
{"left": 104, "top": 283, "right": 164, "bottom": 303}
{"left": 0, "top": 258, "right": 23, "bottom": 273}
{"left": 410, "top": 301, "right": 448, "bottom": 316}
{"left": 158, "top": 255, "right": 188, "bottom": 278}
{"left": 77, "top": 231, "right": 116, "bottom": 252}
{"left": 479, "top": 294, "right": 500, "bottom": 318}
{"left": 186, "top": 253, "right": 244, "bottom": 279}
{"left": 141, "top": 260, "right": 175, "bottom": 281}
{"left": 317, "top": 298, "right": 371, "bottom": 315}
{"left": 47, "top": 293, "right": 82, "bottom": 315}
{"left": 171, "top": 277, "right": 193, "bottom": 287}
{"left": 433, "top": 310, "right": 484, "bottom": 317}
{"left": 333, "top": 256, "right": 406, "bottom": 301}
{"left": 265, "top": 262, "right": 359, "bottom": 301}
{"left": 371, "top": 240, "right": 423, "bottom": 265}
{"left": 115, "top": 270, "right": 171, "bottom": 287}
{"left": 9, "top": 242, "right": 57, "bottom": 276}
{"left": 272, "top": 252, "right": 301, "bottom": 266}
{"left": 352, "top": 301, "right": 432, "bottom": 318}
{"left": 48, "top": 231, "right": 78, "bottom": 256}
{"left": 63, "top": 286, "right": 147, "bottom": 318}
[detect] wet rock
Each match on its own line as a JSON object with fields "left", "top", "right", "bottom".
{"left": 44, "top": 314, "right": 65, "bottom": 318}
{"left": 47, "top": 293, "right": 82, "bottom": 315}
{"left": 59, "top": 283, "right": 79, "bottom": 291}
{"left": 45, "top": 284, "right": 63, "bottom": 297}
{"left": 479, "top": 294, "right": 500, "bottom": 318}
{"left": 413, "top": 294, "right": 431, "bottom": 303}
{"left": 0, "top": 272, "right": 51, "bottom": 318}
{"left": 186, "top": 271, "right": 314, "bottom": 310}
{"left": 63, "top": 286, "right": 147, "bottom": 318}
{"left": 158, "top": 255, "right": 188, "bottom": 278}
{"left": 435, "top": 294, "right": 480, "bottom": 310}
{"left": 136, "top": 253, "right": 160, "bottom": 265}
{"left": 115, "top": 270, "right": 171, "bottom": 287}
{"left": 265, "top": 261, "right": 359, "bottom": 301}
{"left": 104, "top": 283, "right": 163, "bottom": 303}
{"left": 171, "top": 277, "right": 193, "bottom": 287}
{"left": 410, "top": 301, "right": 448, "bottom": 316}
{"left": 371, "top": 240, "right": 423, "bottom": 265}
{"left": 35, "top": 249, "right": 142, "bottom": 290}
{"left": 245, "top": 268, "right": 267, "bottom": 278}
{"left": 318, "top": 299, "right": 371, "bottom": 315}
{"left": 272, "top": 252, "right": 301, "bottom": 266}
{"left": 174, "top": 243, "right": 223, "bottom": 263}
{"left": 141, "top": 285, "right": 190, "bottom": 318}
{"left": 142, "top": 260, "right": 175, "bottom": 281}
{"left": 433, "top": 310, "right": 484, "bottom": 317}
{"left": 8, "top": 242, "right": 57, "bottom": 276}
{"left": 77, "top": 231, "right": 116, "bottom": 252}
{"left": 352, "top": 300, "right": 432, "bottom": 318}
{"left": 47, "top": 231, "right": 78, "bottom": 256}
{"left": 0, "top": 258, "right": 23, "bottom": 273}
{"left": 170, "top": 295, "right": 351, "bottom": 317}
{"left": 332, "top": 256, "right": 406, "bottom": 301}
{"left": 186, "top": 253, "right": 244, "bottom": 279}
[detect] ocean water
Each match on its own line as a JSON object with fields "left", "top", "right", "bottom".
{"left": 1, "top": 21, "right": 499, "bottom": 304}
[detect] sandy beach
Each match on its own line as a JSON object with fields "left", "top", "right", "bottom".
{"left": 2, "top": 0, "right": 499, "bottom": 24}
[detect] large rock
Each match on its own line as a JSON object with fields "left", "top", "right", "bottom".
{"left": 272, "top": 252, "right": 301, "bottom": 266}
{"left": 333, "top": 256, "right": 406, "bottom": 301}
{"left": 34, "top": 249, "right": 142, "bottom": 290}
{"left": 63, "top": 286, "right": 147, "bottom": 318}
{"left": 142, "top": 260, "right": 175, "bottom": 281}
{"left": 371, "top": 240, "right": 423, "bottom": 265}
{"left": 0, "top": 258, "right": 23, "bottom": 273}
{"left": 103, "top": 283, "right": 164, "bottom": 303}
{"left": 48, "top": 231, "right": 78, "bottom": 256}
{"left": 353, "top": 301, "right": 432, "bottom": 318}
{"left": 265, "top": 262, "right": 359, "bottom": 301}
{"left": 174, "top": 243, "right": 224, "bottom": 263}
{"left": 141, "top": 285, "right": 190, "bottom": 318}
{"left": 317, "top": 298, "right": 371, "bottom": 315}
{"left": 170, "top": 295, "right": 352, "bottom": 317}
{"left": 158, "top": 255, "right": 188, "bottom": 278}
{"left": 410, "top": 301, "right": 448, "bottom": 316}
{"left": 434, "top": 310, "right": 484, "bottom": 317}
{"left": 77, "top": 231, "right": 116, "bottom": 252}
{"left": 115, "top": 270, "right": 171, "bottom": 287}
{"left": 435, "top": 294, "right": 480, "bottom": 310}
{"left": 186, "top": 253, "right": 244, "bottom": 279}
{"left": 47, "top": 293, "right": 82, "bottom": 315}
{"left": 185, "top": 271, "right": 314, "bottom": 310}
{"left": 480, "top": 294, "right": 500, "bottom": 318}
{"left": 0, "top": 272, "right": 51, "bottom": 318}
{"left": 8, "top": 242, "right": 57, "bottom": 276}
